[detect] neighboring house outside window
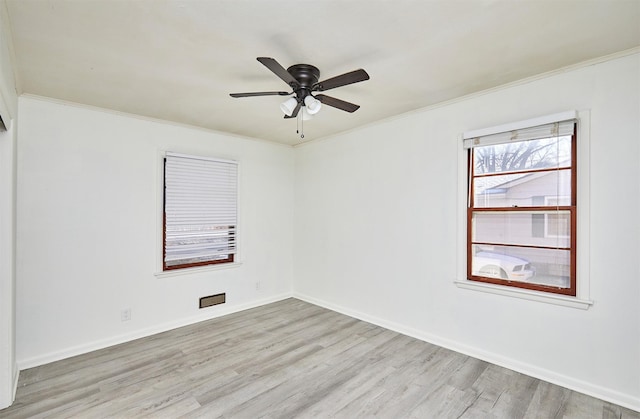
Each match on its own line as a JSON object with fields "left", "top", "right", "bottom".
{"left": 163, "top": 152, "right": 238, "bottom": 271}
{"left": 464, "top": 116, "right": 577, "bottom": 296}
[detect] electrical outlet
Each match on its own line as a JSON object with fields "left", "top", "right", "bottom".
{"left": 255, "top": 281, "right": 261, "bottom": 291}
{"left": 121, "top": 308, "right": 131, "bottom": 322}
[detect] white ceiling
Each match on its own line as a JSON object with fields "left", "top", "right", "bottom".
{"left": 4, "top": 0, "right": 640, "bottom": 146}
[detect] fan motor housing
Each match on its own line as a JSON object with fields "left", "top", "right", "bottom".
{"left": 287, "top": 64, "right": 320, "bottom": 88}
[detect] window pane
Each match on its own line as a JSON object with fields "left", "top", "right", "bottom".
{"left": 473, "top": 169, "right": 571, "bottom": 208}
{"left": 472, "top": 211, "right": 571, "bottom": 248}
{"left": 473, "top": 136, "right": 571, "bottom": 176}
{"left": 546, "top": 213, "right": 570, "bottom": 237}
{"left": 471, "top": 244, "right": 570, "bottom": 289}
{"left": 165, "top": 254, "right": 231, "bottom": 267}
{"left": 165, "top": 226, "right": 234, "bottom": 262}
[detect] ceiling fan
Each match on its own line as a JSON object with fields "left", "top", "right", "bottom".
{"left": 230, "top": 57, "right": 370, "bottom": 120}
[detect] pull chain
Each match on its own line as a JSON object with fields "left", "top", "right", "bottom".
{"left": 294, "top": 102, "right": 304, "bottom": 139}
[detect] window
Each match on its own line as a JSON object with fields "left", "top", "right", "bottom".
{"left": 163, "top": 152, "right": 237, "bottom": 271}
{"left": 464, "top": 115, "right": 577, "bottom": 296}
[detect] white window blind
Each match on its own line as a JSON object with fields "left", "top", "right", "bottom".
{"left": 463, "top": 120, "right": 576, "bottom": 149}
{"left": 164, "top": 152, "right": 237, "bottom": 269}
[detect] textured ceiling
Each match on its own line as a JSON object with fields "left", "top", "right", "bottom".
{"left": 5, "top": 0, "right": 640, "bottom": 145}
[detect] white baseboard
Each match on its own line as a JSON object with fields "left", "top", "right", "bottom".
{"left": 293, "top": 292, "right": 640, "bottom": 413}
{"left": 17, "top": 292, "right": 293, "bottom": 370}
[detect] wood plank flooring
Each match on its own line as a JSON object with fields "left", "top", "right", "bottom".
{"left": 1, "top": 298, "right": 638, "bottom": 418}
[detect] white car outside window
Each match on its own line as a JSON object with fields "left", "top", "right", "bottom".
{"left": 472, "top": 251, "right": 536, "bottom": 282}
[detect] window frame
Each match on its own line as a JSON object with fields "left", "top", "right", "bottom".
{"left": 466, "top": 125, "right": 577, "bottom": 296}
{"left": 455, "top": 111, "right": 592, "bottom": 309}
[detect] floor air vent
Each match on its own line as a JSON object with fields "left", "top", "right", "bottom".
{"left": 199, "top": 293, "right": 225, "bottom": 308}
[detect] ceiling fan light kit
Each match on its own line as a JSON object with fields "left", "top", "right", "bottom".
{"left": 302, "top": 108, "right": 313, "bottom": 121}
{"left": 230, "top": 57, "right": 369, "bottom": 138}
{"left": 280, "top": 97, "right": 298, "bottom": 117}
{"left": 304, "top": 95, "right": 321, "bottom": 115}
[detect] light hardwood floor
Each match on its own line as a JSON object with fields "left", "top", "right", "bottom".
{"left": 1, "top": 298, "right": 638, "bottom": 418}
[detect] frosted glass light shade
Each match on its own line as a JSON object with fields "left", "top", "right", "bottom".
{"left": 304, "top": 95, "right": 322, "bottom": 115}
{"left": 302, "top": 107, "right": 313, "bottom": 120}
{"left": 280, "top": 97, "right": 298, "bottom": 116}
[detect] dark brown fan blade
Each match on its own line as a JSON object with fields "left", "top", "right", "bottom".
{"left": 283, "top": 101, "right": 302, "bottom": 119}
{"left": 257, "top": 57, "right": 299, "bottom": 88}
{"left": 313, "top": 69, "right": 369, "bottom": 92}
{"left": 230, "top": 91, "right": 290, "bottom": 98}
{"left": 315, "top": 94, "right": 360, "bottom": 113}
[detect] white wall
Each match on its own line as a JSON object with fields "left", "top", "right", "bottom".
{"left": 294, "top": 53, "right": 640, "bottom": 409}
{"left": 16, "top": 97, "right": 294, "bottom": 367}
{"left": 0, "top": 0, "right": 18, "bottom": 409}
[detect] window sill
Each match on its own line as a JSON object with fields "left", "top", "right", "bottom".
{"left": 155, "top": 261, "right": 243, "bottom": 279}
{"left": 454, "top": 280, "right": 593, "bottom": 310}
